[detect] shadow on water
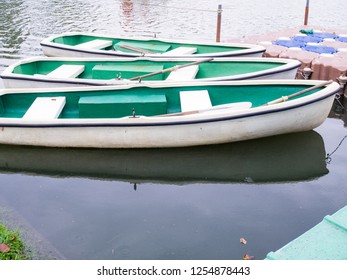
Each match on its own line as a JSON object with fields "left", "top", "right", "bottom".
{"left": 0, "top": 130, "right": 328, "bottom": 185}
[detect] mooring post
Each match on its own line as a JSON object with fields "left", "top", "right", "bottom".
{"left": 304, "top": 0, "right": 310, "bottom": 25}
{"left": 216, "top": 4, "right": 222, "bottom": 42}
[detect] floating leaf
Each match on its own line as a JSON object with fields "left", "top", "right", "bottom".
{"left": 0, "top": 243, "right": 10, "bottom": 253}
{"left": 243, "top": 254, "right": 254, "bottom": 260}
{"left": 240, "top": 237, "right": 247, "bottom": 245}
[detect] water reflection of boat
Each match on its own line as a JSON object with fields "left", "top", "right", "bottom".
{"left": 0, "top": 131, "right": 328, "bottom": 184}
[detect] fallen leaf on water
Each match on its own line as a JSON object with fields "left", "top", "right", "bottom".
{"left": 243, "top": 254, "right": 254, "bottom": 260}
{"left": 240, "top": 237, "right": 247, "bottom": 245}
{"left": 0, "top": 243, "right": 10, "bottom": 253}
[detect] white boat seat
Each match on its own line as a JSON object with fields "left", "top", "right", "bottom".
{"left": 162, "top": 47, "right": 197, "bottom": 56}
{"left": 166, "top": 65, "right": 199, "bottom": 81}
{"left": 46, "top": 64, "right": 85, "bottom": 79}
{"left": 75, "top": 39, "right": 113, "bottom": 50}
{"left": 23, "top": 96, "right": 66, "bottom": 120}
{"left": 179, "top": 90, "right": 212, "bottom": 112}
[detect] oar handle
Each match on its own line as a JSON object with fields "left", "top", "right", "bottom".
{"left": 129, "top": 58, "right": 214, "bottom": 81}
{"left": 287, "top": 80, "right": 333, "bottom": 99}
{"left": 120, "top": 44, "right": 155, "bottom": 54}
{"left": 176, "top": 58, "right": 214, "bottom": 68}
{"left": 264, "top": 80, "right": 334, "bottom": 106}
{"left": 155, "top": 101, "right": 251, "bottom": 117}
{"left": 266, "top": 96, "right": 289, "bottom": 106}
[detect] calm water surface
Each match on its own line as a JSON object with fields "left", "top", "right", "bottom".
{"left": 0, "top": 0, "right": 347, "bottom": 260}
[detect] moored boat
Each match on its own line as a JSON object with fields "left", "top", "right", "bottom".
{"left": 40, "top": 32, "right": 266, "bottom": 58}
{"left": 0, "top": 56, "right": 301, "bottom": 88}
{"left": 0, "top": 79, "right": 339, "bottom": 148}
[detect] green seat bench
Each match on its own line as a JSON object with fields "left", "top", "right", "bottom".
{"left": 75, "top": 39, "right": 113, "bottom": 50}
{"left": 114, "top": 41, "right": 171, "bottom": 54}
{"left": 92, "top": 64, "right": 164, "bottom": 80}
{"left": 78, "top": 94, "right": 167, "bottom": 118}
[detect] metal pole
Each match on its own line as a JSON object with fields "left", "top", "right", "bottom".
{"left": 216, "top": 4, "right": 222, "bottom": 42}
{"left": 304, "top": 0, "right": 310, "bottom": 25}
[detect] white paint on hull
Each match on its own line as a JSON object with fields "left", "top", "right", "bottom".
{"left": 0, "top": 94, "right": 335, "bottom": 148}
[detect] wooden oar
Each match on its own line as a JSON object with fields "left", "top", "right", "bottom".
{"left": 129, "top": 58, "right": 214, "bottom": 81}
{"left": 120, "top": 44, "right": 155, "bottom": 54}
{"left": 263, "top": 80, "right": 334, "bottom": 106}
{"left": 156, "top": 102, "right": 252, "bottom": 117}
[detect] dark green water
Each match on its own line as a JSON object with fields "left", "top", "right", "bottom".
{"left": 0, "top": 0, "right": 347, "bottom": 260}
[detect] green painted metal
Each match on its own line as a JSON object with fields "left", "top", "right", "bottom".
{"left": 266, "top": 205, "right": 347, "bottom": 260}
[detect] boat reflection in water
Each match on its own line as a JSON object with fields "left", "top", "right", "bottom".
{"left": 0, "top": 131, "right": 328, "bottom": 184}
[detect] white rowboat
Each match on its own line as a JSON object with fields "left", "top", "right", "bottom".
{"left": 0, "top": 80, "right": 339, "bottom": 148}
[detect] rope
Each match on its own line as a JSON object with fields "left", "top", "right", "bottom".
{"left": 326, "top": 134, "right": 347, "bottom": 164}
{"left": 325, "top": 94, "right": 347, "bottom": 164}
{"left": 334, "top": 94, "right": 346, "bottom": 111}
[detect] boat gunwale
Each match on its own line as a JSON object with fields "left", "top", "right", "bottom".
{"left": 41, "top": 32, "right": 267, "bottom": 49}
{"left": 40, "top": 32, "right": 266, "bottom": 58}
{"left": 0, "top": 56, "right": 301, "bottom": 86}
{"left": 40, "top": 42, "right": 266, "bottom": 58}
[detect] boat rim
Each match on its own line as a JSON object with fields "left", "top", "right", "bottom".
{"left": 41, "top": 31, "right": 267, "bottom": 49}
{"left": 0, "top": 79, "right": 340, "bottom": 127}
{"left": 0, "top": 56, "right": 302, "bottom": 85}
{"left": 40, "top": 32, "right": 266, "bottom": 57}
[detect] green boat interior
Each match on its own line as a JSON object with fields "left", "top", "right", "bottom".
{"left": 0, "top": 84, "right": 321, "bottom": 120}
{"left": 12, "top": 60, "right": 284, "bottom": 81}
{"left": 51, "top": 34, "right": 246, "bottom": 55}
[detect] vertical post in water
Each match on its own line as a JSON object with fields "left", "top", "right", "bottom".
{"left": 216, "top": 4, "right": 222, "bottom": 42}
{"left": 304, "top": 0, "right": 310, "bottom": 25}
